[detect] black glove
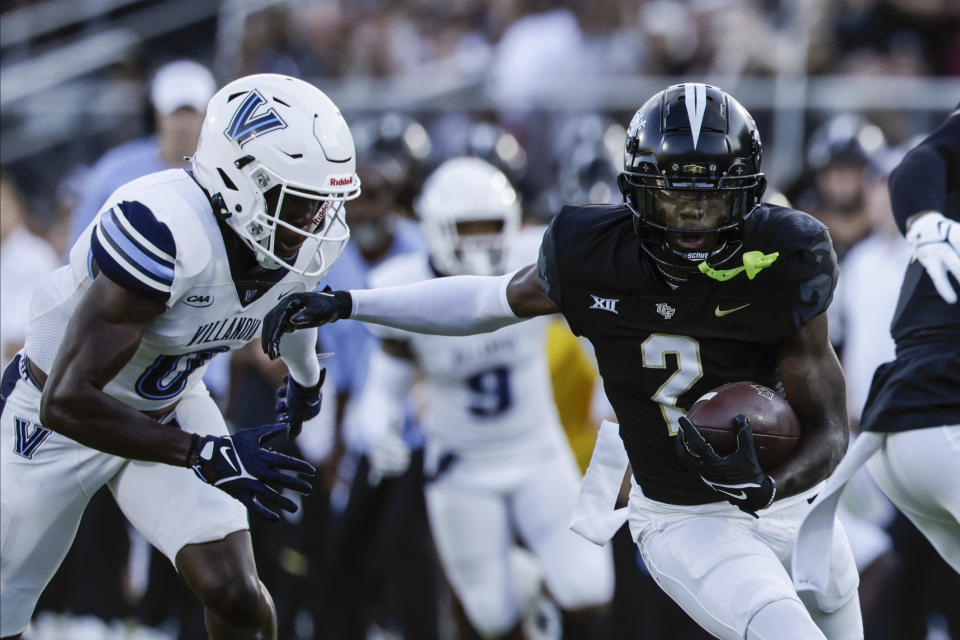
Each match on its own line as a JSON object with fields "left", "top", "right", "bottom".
{"left": 262, "top": 288, "right": 352, "bottom": 360}
{"left": 676, "top": 414, "right": 776, "bottom": 518}
{"left": 276, "top": 369, "right": 325, "bottom": 440}
{"left": 192, "top": 423, "right": 316, "bottom": 521}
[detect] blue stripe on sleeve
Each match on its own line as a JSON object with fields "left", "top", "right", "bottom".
{"left": 90, "top": 230, "right": 171, "bottom": 303}
{"left": 99, "top": 209, "right": 174, "bottom": 284}
{"left": 108, "top": 206, "right": 175, "bottom": 266}
{"left": 116, "top": 200, "right": 177, "bottom": 258}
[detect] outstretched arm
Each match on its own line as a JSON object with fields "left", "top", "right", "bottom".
{"left": 262, "top": 264, "right": 558, "bottom": 358}
{"left": 889, "top": 108, "right": 960, "bottom": 303}
{"left": 888, "top": 107, "right": 959, "bottom": 234}
{"left": 277, "top": 325, "right": 322, "bottom": 387}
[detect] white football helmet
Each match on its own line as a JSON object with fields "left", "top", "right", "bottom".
{"left": 191, "top": 73, "right": 360, "bottom": 276}
{"left": 415, "top": 157, "right": 521, "bottom": 276}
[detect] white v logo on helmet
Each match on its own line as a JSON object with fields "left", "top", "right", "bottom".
{"left": 684, "top": 83, "right": 708, "bottom": 149}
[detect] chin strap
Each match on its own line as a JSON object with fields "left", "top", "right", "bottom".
{"left": 254, "top": 248, "right": 284, "bottom": 271}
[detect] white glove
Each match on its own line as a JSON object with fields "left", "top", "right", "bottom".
{"left": 368, "top": 428, "right": 411, "bottom": 482}
{"left": 360, "top": 406, "right": 410, "bottom": 483}
{"left": 906, "top": 212, "right": 960, "bottom": 304}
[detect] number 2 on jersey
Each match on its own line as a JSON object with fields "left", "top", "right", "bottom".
{"left": 641, "top": 334, "right": 702, "bottom": 435}
{"left": 466, "top": 366, "right": 512, "bottom": 417}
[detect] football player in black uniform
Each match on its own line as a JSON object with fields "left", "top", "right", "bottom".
{"left": 263, "top": 84, "right": 863, "bottom": 640}
{"left": 863, "top": 102, "right": 960, "bottom": 572}
{"left": 795, "top": 103, "right": 960, "bottom": 594}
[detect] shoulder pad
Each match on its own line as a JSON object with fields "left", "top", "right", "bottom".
{"left": 747, "top": 205, "right": 838, "bottom": 329}
{"left": 538, "top": 204, "right": 635, "bottom": 306}
{"left": 105, "top": 172, "right": 215, "bottom": 300}
{"left": 90, "top": 198, "right": 177, "bottom": 303}
{"left": 133, "top": 172, "right": 214, "bottom": 278}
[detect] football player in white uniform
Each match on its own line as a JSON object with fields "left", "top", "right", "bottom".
{"left": 347, "top": 158, "right": 614, "bottom": 639}
{"left": 0, "top": 74, "right": 359, "bottom": 640}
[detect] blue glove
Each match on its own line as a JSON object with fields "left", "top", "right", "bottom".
{"left": 192, "top": 424, "right": 316, "bottom": 521}
{"left": 676, "top": 414, "right": 776, "bottom": 518}
{"left": 276, "top": 369, "right": 325, "bottom": 440}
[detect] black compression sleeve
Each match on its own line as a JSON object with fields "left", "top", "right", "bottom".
{"left": 888, "top": 111, "right": 960, "bottom": 235}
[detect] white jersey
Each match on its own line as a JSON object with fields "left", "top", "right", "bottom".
{"left": 24, "top": 169, "right": 326, "bottom": 412}
{"left": 367, "top": 226, "right": 562, "bottom": 452}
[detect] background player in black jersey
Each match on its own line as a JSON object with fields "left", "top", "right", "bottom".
{"left": 867, "top": 101, "right": 960, "bottom": 571}
{"left": 263, "top": 83, "right": 863, "bottom": 640}
{"left": 794, "top": 104, "right": 960, "bottom": 595}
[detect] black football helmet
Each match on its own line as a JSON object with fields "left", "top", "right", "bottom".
{"left": 618, "top": 83, "right": 767, "bottom": 271}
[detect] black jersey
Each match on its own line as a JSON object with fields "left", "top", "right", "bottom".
{"left": 539, "top": 203, "right": 838, "bottom": 505}
{"left": 861, "top": 108, "right": 960, "bottom": 434}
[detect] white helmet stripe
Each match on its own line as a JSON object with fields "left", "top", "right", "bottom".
{"left": 684, "top": 83, "right": 708, "bottom": 149}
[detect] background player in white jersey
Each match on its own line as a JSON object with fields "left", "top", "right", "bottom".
{"left": 348, "top": 157, "right": 614, "bottom": 640}
{"left": 0, "top": 73, "right": 360, "bottom": 640}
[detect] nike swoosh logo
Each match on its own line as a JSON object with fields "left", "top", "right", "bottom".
{"left": 701, "top": 477, "right": 759, "bottom": 501}
{"left": 713, "top": 487, "right": 747, "bottom": 500}
{"left": 220, "top": 448, "right": 239, "bottom": 474}
{"left": 277, "top": 287, "right": 299, "bottom": 300}
{"left": 714, "top": 303, "right": 750, "bottom": 317}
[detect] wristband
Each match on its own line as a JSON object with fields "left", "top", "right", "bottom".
{"left": 334, "top": 289, "right": 353, "bottom": 318}
{"left": 185, "top": 432, "right": 202, "bottom": 467}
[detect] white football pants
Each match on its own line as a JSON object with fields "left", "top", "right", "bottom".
{"left": 866, "top": 424, "right": 960, "bottom": 573}
{"left": 424, "top": 432, "right": 614, "bottom": 637}
{"left": 628, "top": 481, "right": 862, "bottom": 640}
{"left": 0, "top": 377, "right": 247, "bottom": 637}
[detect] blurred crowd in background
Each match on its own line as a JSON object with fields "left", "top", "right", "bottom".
{"left": 1, "top": 0, "right": 959, "bottom": 639}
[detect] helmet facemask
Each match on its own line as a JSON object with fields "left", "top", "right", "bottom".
{"left": 620, "top": 165, "right": 765, "bottom": 271}
{"left": 190, "top": 74, "right": 360, "bottom": 279}
{"left": 430, "top": 218, "right": 510, "bottom": 277}
{"left": 618, "top": 83, "right": 767, "bottom": 272}
{"left": 240, "top": 164, "right": 352, "bottom": 276}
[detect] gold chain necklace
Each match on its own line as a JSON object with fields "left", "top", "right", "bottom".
{"left": 656, "top": 263, "right": 689, "bottom": 283}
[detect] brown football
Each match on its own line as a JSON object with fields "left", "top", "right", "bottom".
{"left": 685, "top": 382, "right": 801, "bottom": 470}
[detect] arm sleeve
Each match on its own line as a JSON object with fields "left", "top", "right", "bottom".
{"left": 349, "top": 270, "right": 523, "bottom": 336}
{"left": 888, "top": 111, "right": 960, "bottom": 234}
{"left": 278, "top": 325, "right": 321, "bottom": 387}
{"left": 89, "top": 200, "right": 176, "bottom": 303}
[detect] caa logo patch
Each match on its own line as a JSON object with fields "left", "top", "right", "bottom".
{"left": 184, "top": 294, "right": 214, "bottom": 308}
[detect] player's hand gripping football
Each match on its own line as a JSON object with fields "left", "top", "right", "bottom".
{"left": 262, "top": 288, "right": 351, "bottom": 359}
{"left": 676, "top": 414, "right": 776, "bottom": 518}
{"left": 191, "top": 423, "right": 316, "bottom": 521}
{"left": 906, "top": 211, "right": 960, "bottom": 304}
{"left": 276, "top": 370, "right": 325, "bottom": 440}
